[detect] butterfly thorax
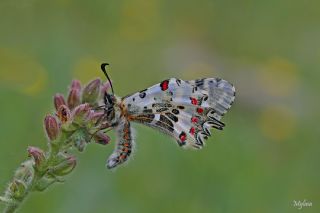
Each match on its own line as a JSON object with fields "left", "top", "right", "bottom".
{"left": 104, "top": 93, "right": 124, "bottom": 126}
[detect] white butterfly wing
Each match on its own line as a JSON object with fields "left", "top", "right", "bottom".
{"left": 122, "top": 78, "right": 235, "bottom": 149}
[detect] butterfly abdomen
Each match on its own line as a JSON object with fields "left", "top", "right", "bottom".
{"left": 107, "top": 118, "right": 134, "bottom": 169}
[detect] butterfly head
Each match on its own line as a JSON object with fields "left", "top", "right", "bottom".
{"left": 101, "top": 63, "right": 117, "bottom": 121}
{"left": 104, "top": 92, "right": 115, "bottom": 110}
{"left": 103, "top": 92, "right": 116, "bottom": 119}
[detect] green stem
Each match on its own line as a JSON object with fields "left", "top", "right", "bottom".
{"left": 2, "top": 157, "right": 44, "bottom": 213}
{"left": 1, "top": 137, "right": 68, "bottom": 212}
{"left": 3, "top": 201, "right": 19, "bottom": 213}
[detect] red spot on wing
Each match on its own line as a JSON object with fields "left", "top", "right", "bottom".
{"left": 190, "top": 97, "right": 198, "bottom": 105}
{"left": 191, "top": 117, "right": 198, "bottom": 123}
{"left": 160, "top": 80, "right": 169, "bottom": 91}
{"left": 197, "top": 107, "right": 204, "bottom": 114}
{"left": 189, "top": 127, "right": 195, "bottom": 135}
{"left": 179, "top": 132, "right": 187, "bottom": 142}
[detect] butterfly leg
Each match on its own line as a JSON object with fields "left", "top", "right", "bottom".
{"left": 107, "top": 118, "right": 134, "bottom": 169}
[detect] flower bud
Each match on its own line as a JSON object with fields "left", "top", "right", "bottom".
{"left": 27, "top": 147, "right": 46, "bottom": 171}
{"left": 87, "top": 111, "right": 104, "bottom": 125}
{"left": 34, "top": 176, "right": 55, "bottom": 192}
{"left": 53, "top": 94, "right": 66, "bottom": 111}
{"left": 82, "top": 78, "right": 101, "bottom": 104}
{"left": 72, "top": 104, "right": 90, "bottom": 124}
{"left": 71, "top": 79, "right": 81, "bottom": 91}
{"left": 71, "top": 130, "right": 88, "bottom": 152}
{"left": 67, "top": 88, "right": 81, "bottom": 110}
{"left": 57, "top": 105, "right": 71, "bottom": 123}
{"left": 44, "top": 115, "right": 60, "bottom": 140}
{"left": 94, "top": 131, "right": 110, "bottom": 145}
{"left": 74, "top": 139, "right": 86, "bottom": 152}
{"left": 101, "top": 81, "right": 111, "bottom": 94}
{"left": 14, "top": 161, "right": 34, "bottom": 185}
{"left": 9, "top": 179, "right": 27, "bottom": 199}
{"left": 51, "top": 155, "right": 77, "bottom": 176}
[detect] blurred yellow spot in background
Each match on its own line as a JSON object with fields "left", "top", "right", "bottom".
{"left": 257, "top": 57, "right": 299, "bottom": 97}
{"left": 72, "top": 57, "right": 105, "bottom": 83}
{"left": 119, "top": 0, "right": 159, "bottom": 41}
{"left": 0, "top": 48, "right": 47, "bottom": 96}
{"left": 259, "top": 105, "right": 297, "bottom": 142}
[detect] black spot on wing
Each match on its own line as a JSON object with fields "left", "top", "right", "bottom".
{"left": 135, "top": 114, "right": 155, "bottom": 123}
{"left": 206, "top": 119, "right": 225, "bottom": 130}
{"left": 192, "top": 87, "right": 198, "bottom": 93}
{"left": 156, "top": 115, "right": 174, "bottom": 132}
{"left": 143, "top": 109, "right": 153, "bottom": 114}
{"left": 172, "top": 109, "right": 179, "bottom": 115}
{"left": 139, "top": 92, "right": 146, "bottom": 98}
{"left": 152, "top": 103, "right": 172, "bottom": 108}
{"left": 202, "top": 95, "right": 208, "bottom": 101}
{"left": 140, "top": 89, "right": 147, "bottom": 93}
{"left": 165, "top": 112, "right": 178, "bottom": 122}
{"left": 195, "top": 79, "right": 205, "bottom": 87}
{"left": 156, "top": 107, "right": 168, "bottom": 113}
{"left": 160, "top": 115, "right": 173, "bottom": 127}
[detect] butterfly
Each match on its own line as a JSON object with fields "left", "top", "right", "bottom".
{"left": 99, "top": 63, "right": 236, "bottom": 169}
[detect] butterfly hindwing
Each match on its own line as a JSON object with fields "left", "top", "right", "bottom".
{"left": 186, "top": 78, "right": 236, "bottom": 119}
{"left": 122, "top": 78, "right": 235, "bottom": 149}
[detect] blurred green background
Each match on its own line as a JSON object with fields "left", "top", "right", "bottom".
{"left": 0, "top": 0, "right": 319, "bottom": 212}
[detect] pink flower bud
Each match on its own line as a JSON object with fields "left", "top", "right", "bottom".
{"left": 72, "top": 104, "right": 90, "bottom": 124}
{"left": 67, "top": 88, "right": 81, "bottom": 110}
{"left": 87, "top": 111, "right": 105, "bottom": 124}
{"left": 57, "top": 105, "right": 71, "bottom": 123}
{"left": 94, "top": 131, "right": 110, "bottom": 145}
{"left": 101, "top": 81, "right": 111, "bottom": 94}
{"left": 53, "top": 94, "right": 66, "bottom": 112}
{"left": 70, "top": 79, "right": 81, "bottom": 91}
{"left": 51, "top": 155, "right": 77, "bottom": 176}
{"left": 27, "top": 147, "right": 46, "bottom": 170}
{"left": 82, "top": 78, "right": 101, "bottom": 104}
{"left": 44, "top": 115, "right": 60, "bottom": 140}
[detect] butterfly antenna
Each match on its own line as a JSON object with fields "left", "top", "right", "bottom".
{"left": 101, "top": 63, "right": 114, "bottom": 94}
